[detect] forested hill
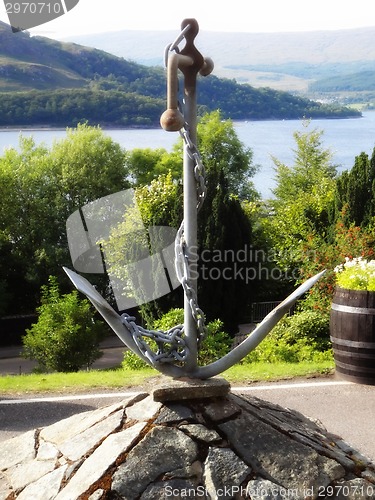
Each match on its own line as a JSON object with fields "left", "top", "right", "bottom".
{"left": 0, "top": 21, "right": 360, "bottom": 127}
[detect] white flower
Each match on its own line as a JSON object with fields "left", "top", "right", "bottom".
{"left": 334, "top": 264, "right": 344, "bottom": 274}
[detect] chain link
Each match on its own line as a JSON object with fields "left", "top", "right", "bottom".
{"left": 176, "top": 126, "right": 208, "bottom": 344}
{"left": 121, "top": 314, "right": 188, "bottom": 364}
{"left": 179, "top": 128, "right": 207, "bottom": 211}
{"left": 121, "top": 25, "right": 208, "bottom": 365}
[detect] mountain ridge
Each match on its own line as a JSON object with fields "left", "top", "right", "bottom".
{"left": 64, "top": 26, "right": 375, "bottom": 65}
{"left": 64, "top": 27, "right": 375, "bottom": 93}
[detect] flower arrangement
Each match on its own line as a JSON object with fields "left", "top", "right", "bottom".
{"left": 334, "top": 257, "right": 375, "bottom": 291}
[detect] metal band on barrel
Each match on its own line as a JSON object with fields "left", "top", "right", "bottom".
{"left": 331, "top": 303, "right": 375, "bottom": 315}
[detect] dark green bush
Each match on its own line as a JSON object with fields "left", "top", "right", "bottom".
{"left": 22, "top": 277, "right": 106, "bottom": 372}
{"left": 198, "top": 318, "right": 232, "bottom": 365}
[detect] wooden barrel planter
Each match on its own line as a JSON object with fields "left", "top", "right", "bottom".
{"left": 330, "top": 287, "right": 375, "bottom": 384}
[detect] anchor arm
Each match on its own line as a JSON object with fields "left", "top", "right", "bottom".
{"left": 63, "top": 267, "right": 141, "bottom": 354}
{"left": 63, "top": 267, "right": 190, "bottom": 378}
{"left": 192, "top": 270, "right": 326, "bottom": 379}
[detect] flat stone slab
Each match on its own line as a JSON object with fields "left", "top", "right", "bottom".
{"left": 152, "top": 376, "right": 231, "bottom": 401}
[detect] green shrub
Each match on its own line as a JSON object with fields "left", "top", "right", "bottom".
{"left": 23, "top": 277, "right": 106, "bottom": 372}
{"left": 122, "top": 308, "right": 232, "bottom": 369}
{"left": 198, "top": 318, "right": 232, "bottom": 365}
{"left": 121, "top": 349, "right": 152, "bottom": 370}
{"left": 242, "top": 309, "right": 332, "bottom": 364}
{"left": 152, "top": 308, "right": 184, "bottom": 330}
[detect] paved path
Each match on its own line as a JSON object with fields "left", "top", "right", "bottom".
{"left": 0, "top": 336, "right": 126, "bottom": 375}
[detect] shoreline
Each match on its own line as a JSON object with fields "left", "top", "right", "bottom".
{"left": 0, "top": 113, "right": 365, "bottom": 133}
{"left": 0, "top": 127, "right": 67, "bottom": 133}
{"left": 0, "top": 125, "right": 162, "bottom": 132}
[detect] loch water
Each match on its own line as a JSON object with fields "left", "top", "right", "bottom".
{"left": 1, "top": 111, "right": 374, "bottom": 198}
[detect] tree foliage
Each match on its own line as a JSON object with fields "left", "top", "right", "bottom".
{"left": 0, "top": 124, "right": 128, "bottom": 315}
{"left": 0, "top": 90, "right": 164, "bottom": 127}
{"left": 242, "top": 309, "right": 332, "bottom": 364}
{"left": 0, "top": 19, "right": 360, "bottom": 126}
{"left": 125, "top": 147, "right": 182, "bottom": 186}
{"left": 0, "top": 82, "right": 359, "bottom": 128}
{"left": 268, "top": 125, "right": 337, "bottom": 271}
{"left": 197, "top": 110, "right": 258, "bottom": 199}
{"left": 309, "top": 70, "right": 375, "bottom": 93}
{"left": 194, "top": 112, "right": 256, "bottom": 331}
{"left": 265, "top": 124, "right": 375, "bottom": 317}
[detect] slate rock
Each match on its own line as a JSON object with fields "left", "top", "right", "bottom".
{"left": 219, "top": 409, "right": 346, "bottom": 493}
{"left": 55, "top": 421, "right": 147, "bottom": 500}
{"left": 40, "top": 400, "right": 126, "bottom": 446}
{"left": 152, "top": 376, "right": 230, "bottom": 401}
{"left": 140, "top": 479, "right": 201, "bottom": 500}
{"left": 246, "top": 478, "right": 300, "bottom": 499}
{"left": 88, "top": 489, "right": 105, "bottom": 500}
{"left": 58, "top": 408, "right": 124, "bottom": 461}
{"left": 203, "top": 446, "right": 251, "bottom": 499}
{"left": 1, "top": 389, "right": 375, "bottom": 500}
{"left": 6, "top": 458, "right": 56, "bottom": 492}
{"left": 154, "top": 403, "right": 195, "bottom": 424}
{"left": 111, "top": 425, "right": 199, "bottom": 499}
{"left": 0, "top": 473, "right": 12, "bottom": 500}
{"left": 16, "top": 464, "right": 68, "bottom": 500}
{"left": 179, "top": 423, "right": 221, "bottom": 443}
{"left": 125, "top": 395, "right": 162, "bottom": 421}
{"left": 331, "top": 478, "right": 375, "bottom": 500}
{"left": 0, "top": 430, "right": 36, "bottom": 471}
{"left": 362, "top": 469, "right": 375, "bottom": 484}
{"left": 202, "top": 397, "right": 241, "bottom": 422}
{"left": 36, "top": 440, "right": 59, "bottom": 461}
{"left": 164, "top": 460, "right": 202, "bottom": 481}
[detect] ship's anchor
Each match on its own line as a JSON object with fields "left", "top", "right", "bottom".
{"left": 64, "top": 19, "right": 324, "bottom": 379}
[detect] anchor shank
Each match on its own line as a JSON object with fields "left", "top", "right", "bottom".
{"left": 179, "top": 19, "right": 206, "bottom": 373}
{"left": 183, "top": 78, "right": 199, "bottom": 372}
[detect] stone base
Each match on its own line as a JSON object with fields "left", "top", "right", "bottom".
{"left": 1, "top": 390, "right": 375, "bottom": 499}
{"left": 152, "top": 376, "right": 230, "bottom": 402}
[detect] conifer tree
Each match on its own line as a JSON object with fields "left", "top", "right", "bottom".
{"left": 334, "top": 148, "right": 375, "bottom": 226}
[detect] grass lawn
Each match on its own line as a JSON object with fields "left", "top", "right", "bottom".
{"left": 0, "top": 360, "right": 335, "bottom": 395}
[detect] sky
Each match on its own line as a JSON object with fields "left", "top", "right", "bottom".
{"left": 0, "top": 0, "right": 374, "bottom": 39}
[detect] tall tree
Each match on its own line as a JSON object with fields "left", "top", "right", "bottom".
{"left": 197, "top": 167, "right": 253, "bottom": 333}
{"left": 195, "top": 111, "right": 257, "bottom": 332}
{"left": 334, "top": 148, "right": 375, "bottom": 227}
{"left": 267, "top": 125, "right": 337, "bottom": 274}
{"left": 125, "top": 147, "right": 181, "bottom": 186}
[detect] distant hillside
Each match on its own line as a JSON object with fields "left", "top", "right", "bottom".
{"left": 0, "top": 20, "right": 154, "bottom": 91}
{"left": 0, "top": 21, "right": 360, "bottom": 127}
{"left": 309, "top": 70, "right": 375, "bottom": 92}
{"left": 66, "top": 27, "right": 375, "bottom": 94}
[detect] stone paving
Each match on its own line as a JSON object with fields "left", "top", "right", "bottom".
{"left": 0, "top": 380, "right": 375, "bottom": 499}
